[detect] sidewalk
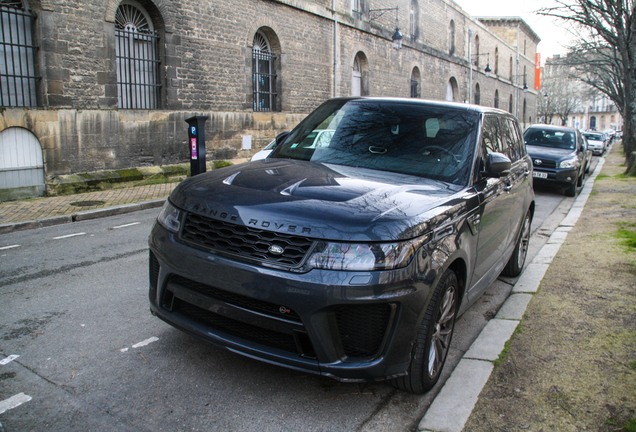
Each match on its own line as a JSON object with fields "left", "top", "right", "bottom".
{"left": 430, "top": 144, "right": 636, "bottom": 432}
{"left": 0, "top": 182, "right": 176, "bottom": 234}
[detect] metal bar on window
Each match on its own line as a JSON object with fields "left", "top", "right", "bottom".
{"left": 115, "top": 27, "right": 160, "bottom": 109}
{"left": 252, "top": 50, "right": 277, "bottom": 112}
{"left": 0, "top": 5, "right": 38, "bottom": 107}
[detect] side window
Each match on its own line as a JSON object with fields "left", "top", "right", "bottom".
{"left": 512, "top": 120, "right": 526, "bottom": 157}
{"left": 481, "top": 115, "right": 502, "bottom": 155}
{"left": 500, "top": 118, "right": 521, "bottom": 161}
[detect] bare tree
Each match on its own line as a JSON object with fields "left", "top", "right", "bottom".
{"left": 538, "top": 0, "right": 636, "bottom": 175}
{"left": 542, "top": 59, "right": 583, "bottom": 125}
{"left": 539, "top": 72, "right": 581, "bottom": 125}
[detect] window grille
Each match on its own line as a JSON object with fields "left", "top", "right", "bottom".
{"left": 410, "top": 79, "right": 420, "bottom": 98}
{"left": 115, "top": 3, "right": 160, "bottom": 109}
{"left": 0, "top": 0, "right": 38, "bottom": 107}
{"left": 252, "top": 32, "right": 277, "bottom": 112}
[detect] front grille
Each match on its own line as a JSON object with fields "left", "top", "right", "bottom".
{"left": 334, "top": 304, "right": 393, "bottom": 358}
{"left": 181, "top": 213, "right": 314, "bottom": 268}
{"left": 168, "top": 275, "right": 301, "bottom": 322}
{"left": 533, "top": 159, "right": 557, "bottom": 169}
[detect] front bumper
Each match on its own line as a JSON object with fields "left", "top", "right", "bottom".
{"left": 148, "top": 223, "right": 436, "bottom": 382}
{"left": 532, "top": 167, "right": 578, "bottom": 187}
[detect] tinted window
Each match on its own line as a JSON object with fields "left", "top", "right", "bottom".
{"left": 500, "top": 117, "right": 522, "bottom": 161}
{"left": 272, "top": 99, "right": 480, "bottom": 185}
{"left": 524, "top": 127, "right": 576, "bottom": 150}
{"left": 481, "top": 115, "right": 503, "bottom": 155}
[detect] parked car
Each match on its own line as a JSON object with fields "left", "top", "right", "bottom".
{"left": 583, "top": 131, "right": 607, "bottom": 156}
{"left": 149, "top": 97, "right": 535, "bottom": 394}
{"left": 524, "top": 124, "right": 588, "bottom": 197}
{"left": 250, "top": 138, "right": 277, "bottom": 161}
{"left": 251, "top": 130, "right": 334, "bottom": 162}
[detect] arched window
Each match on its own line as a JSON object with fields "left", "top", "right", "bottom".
{"left": 1, "top": 0, "right": 37, "bottom": 107}
{"left": 446, "top": 77, "right": 458, "bottom": 102}
{"left": 474, "top": 83, "right": 481, "bottom": 105}
{"left": 352, "top": 52, "right": 368, "bottom": 96}
{"left": 115, "top": 1, "right": 160, "bottom": 109}
{"left": 409, "top": 0, "right": 419, "bottom": 41}
{"left": 448, "top": 20, "right": 455, "bottom": 55}
{"left": 252, "top": 30, "right": 278, "bottom": 112}
{"left": 509, "top": 94, "right": 513, "bottom": 113}
{"left": 410, "top": 67, "right": 421, "bottom": 98}
{"left": 494, "top": 90, "right": 499, "bottom": 109}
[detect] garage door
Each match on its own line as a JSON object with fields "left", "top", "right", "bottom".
{"left": 0, "top": 127, "right": 45, "bottom": 198}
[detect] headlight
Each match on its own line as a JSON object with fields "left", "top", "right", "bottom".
{"left": 559, "top": 158, "right": 579, "bottom": 169}
{"left": 307, "top": 237, "right": 427, "bottom": 271}
{"left": 157, "top": 201, "right": 182, "bottom": 233}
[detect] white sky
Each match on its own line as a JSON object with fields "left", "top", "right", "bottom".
{"left": 453, "top": 0, "right": 577, "bottom": 62}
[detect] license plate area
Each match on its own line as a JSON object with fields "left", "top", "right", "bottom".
{"left": 533, "top": 171, "right": 548, "bottom": 179}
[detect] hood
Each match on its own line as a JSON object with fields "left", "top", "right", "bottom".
{"left": 169, "top": 159, "right": 467, "bottom": 241}
{"left": 526, "top": 145, "right": 576, "bottom": 161}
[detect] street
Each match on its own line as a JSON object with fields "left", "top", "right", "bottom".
{"left": 0, "top": 172, "right": 593, "bottom": 431}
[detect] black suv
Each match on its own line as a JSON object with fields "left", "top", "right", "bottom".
{"left": 524, "top": 124, "right": 589, "bottom": 197}
{"left": 148, "top": 98, "right": 535, "bottom": 394}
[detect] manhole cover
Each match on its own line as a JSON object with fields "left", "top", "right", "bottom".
{"left": 69, "top": 200, "right": 106, "bottom": 207}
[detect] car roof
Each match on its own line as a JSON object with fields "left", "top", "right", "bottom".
{"left": 334, "top": 97, "right": 517, "bottom": 117}
{"left": 525, "top": 124, "right": 578, "bottom": 133}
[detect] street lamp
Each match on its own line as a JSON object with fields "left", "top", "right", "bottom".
{"left": 542, "top": 92, "right": 549, "bottom": 124}
{"left": 369, "top": 6, "right": 403, "bottom": 50}
{"left": 512, "top": 73, "right": 529, "bottom": 91}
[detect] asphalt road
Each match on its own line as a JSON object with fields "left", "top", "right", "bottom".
{"left": 0, "top": 172, "right": 591, "bottom": 431}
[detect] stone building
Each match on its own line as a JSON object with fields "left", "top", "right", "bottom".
{"left": 0, "top": 0, "right": 539, "bottom": 198}
{"left": 537, "top": 54, "right": 622, "bottom": 132}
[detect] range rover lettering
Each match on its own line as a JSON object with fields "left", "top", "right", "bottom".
{"left": 148, "top": 97, "right": 535, "bottom": 394}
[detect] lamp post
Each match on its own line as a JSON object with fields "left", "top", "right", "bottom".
{"left": 467, "top": 29, "right": 492, "bottom": 104}
{"left": 511, "top": 72, "right": 528, "bottom": 118}
{"left": 543, "top": 92, "right": 550, "bottom": 124}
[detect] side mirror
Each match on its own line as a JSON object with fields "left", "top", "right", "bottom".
{"left": 484, "top": 152, "right": 512, "bottom": 178}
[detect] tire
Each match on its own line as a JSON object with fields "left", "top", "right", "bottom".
{"left": 502, "top": 209, "right": 532, "bottom": 277}
{"left": 391, "top": 269, "right": 458, "bottom": 394}
{"left": 565, "top": 179, "right": 577, "bottom": 197}
{"left": 577, "top": 169, "right": 584, "bottom": 187}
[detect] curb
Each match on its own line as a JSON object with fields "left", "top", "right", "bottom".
{"left": 0, "top": 199, "right": 166, "bottom": 235}
{"left": 418, "top": 157, "right": 606, "bottom": 432}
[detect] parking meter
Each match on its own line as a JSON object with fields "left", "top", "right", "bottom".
{"left": 186, "top": 115, "right": 209, "bottom": 176}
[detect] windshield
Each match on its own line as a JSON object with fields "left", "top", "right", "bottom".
{"left": 583, "top": 133, "right": 604, "bottom": 141}
{"left": 270, "top": 99, "right": 479, "bottom": 185}
{"left": 524, "top": 127, "right": 576, "bottom": 150}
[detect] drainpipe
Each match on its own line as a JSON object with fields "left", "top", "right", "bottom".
{"left": 332, "top": 0, "right": 339, "bottom": 97}
{"left": 467, "top": 29, "right": 472, "bottom": 104}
